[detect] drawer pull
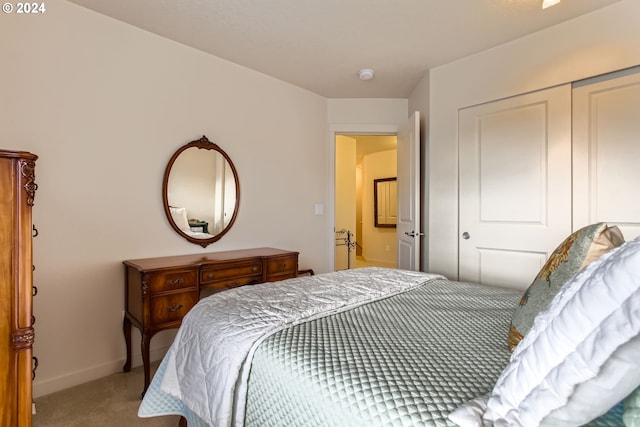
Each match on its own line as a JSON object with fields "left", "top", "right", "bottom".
{"left": 228, "top": 281, "right": 239, "bottom": 288}
{"left": 278, "top": 263, "right": 286, "bottom": 270}
{"left": 168, "top": 278, "right": 184, "bottom": 286}
{"left": 252, "top": 266, "right": 258, "bottom": 272}
{"left": 207, "top": 273, "right": 215, "bottom": 279}
{"left": 167, "top": 304, "right": 184, "bottom": 313}
{"left": 32, "top": 225, "right": 38, "bottom": 238}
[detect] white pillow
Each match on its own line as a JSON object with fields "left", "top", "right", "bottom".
{"left": 482, "top": 236, "right": 640, "bottom": 426}
{"left": 448, "top": 395, "right": 489, "bottom": 427}
{"left": 169, "top": 206, "right": 191, "bottom": 233}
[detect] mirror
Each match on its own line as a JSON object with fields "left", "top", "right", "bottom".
{"left": 374, "top": 177, "right": 397, "bottom": 228}
{"left": 162, "top": 135, "right": 239, "bottom": 247}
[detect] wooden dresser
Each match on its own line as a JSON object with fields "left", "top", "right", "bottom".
{"left": 122, "top": 247, "right": 299, "bottom": 395}
{"left": 0, "top": 150, "right": 38, "bottom": 427}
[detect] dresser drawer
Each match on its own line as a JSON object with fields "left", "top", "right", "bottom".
{"left": 200, "top": 262, "right": 262, "bottom": 284}
{"left": 266, "top": 256, "right": 297, "bottom": 276}
{"left": 146, "top": 268, "right": 198, "bottom": 294}
{"left": 202, "top": 275, "right": 262, "bottom": 293}
{"left": 150, "top": 291, "right": 198, "bottom": 325}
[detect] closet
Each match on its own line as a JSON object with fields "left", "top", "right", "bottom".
{"left": 458, "top": 68, "right": 640, "bottom": 290}
{"left": 0, "top": 150, "right": 38, "bottom": 427}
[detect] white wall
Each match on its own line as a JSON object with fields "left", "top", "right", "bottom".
{"left": 428, "top": 0, "right": 640, "bottom": 279}
{"left": 362, "top": 150, "right": 397, "bottom": 267}
{"left": 335, "top": 135, "right": 357, "bottom": 270}
{"left": 328, "top": 99, "right": 408, "bottom": 125}
{"left": 1, "top": 0, "right": 329, "bottom": 397}
{"left": 355, "top": 164, "right": 364, "bottom": 256}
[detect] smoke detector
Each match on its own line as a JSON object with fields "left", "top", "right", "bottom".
{"left": 358, "top": 68, "right": 375, "bottom": 81}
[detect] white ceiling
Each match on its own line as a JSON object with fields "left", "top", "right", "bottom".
{"left": 66, "top": 0, "right": 622, "bottom": 98}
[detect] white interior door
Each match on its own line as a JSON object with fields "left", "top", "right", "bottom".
{"left": 573, "top": 68, "right": 640, "bottom": 241}
{"left": 458, "top": 85, "right": 572, "bottom": 290}
{"left": 397, "top": 112, "right": 421, "bottom": 271}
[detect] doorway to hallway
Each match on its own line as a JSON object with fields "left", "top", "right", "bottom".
{"left": 334, "top": 134, "right": 397, "bottom": 271}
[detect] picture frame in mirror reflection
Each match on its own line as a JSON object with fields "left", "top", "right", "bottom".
{"left": 374, "top": 177, "right": 397, "bottom": 228}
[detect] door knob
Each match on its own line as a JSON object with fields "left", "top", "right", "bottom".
{"left": 404, "top": 231, "right": 425, "bottom": 238}
{"left": 462, "top": 232, "right": 470, "bottom": 240}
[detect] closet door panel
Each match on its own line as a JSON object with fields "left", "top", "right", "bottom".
{"left": 459, "top": 85, "right": 572, "bottom": 290}
{"left": 573, "top": 69, "right": 640, "bottom": 240}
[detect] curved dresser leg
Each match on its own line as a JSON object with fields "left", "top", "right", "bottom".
{"left": 122, "top": 315, "right": 132, "bottom": 372}
{"left": 140, "top": 332, "right": 151, "bottom": 398}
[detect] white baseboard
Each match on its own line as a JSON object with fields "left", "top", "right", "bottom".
{"left": 33, "top": 345, "right": 171, "bottom": 398}
{"left": 361, "top": 258, "right": 396, "bottom": 268}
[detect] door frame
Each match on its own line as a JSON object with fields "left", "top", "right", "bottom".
{"left": 328, "top": 124, "right": 399, "bottom": 272}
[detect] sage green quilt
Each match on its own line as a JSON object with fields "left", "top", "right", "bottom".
{"left": 245, "top": 278, "right": 520, "bottom": 426}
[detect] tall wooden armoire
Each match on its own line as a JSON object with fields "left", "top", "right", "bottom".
{"left": 0, "top": 150, "right": 37, "bottom": 427}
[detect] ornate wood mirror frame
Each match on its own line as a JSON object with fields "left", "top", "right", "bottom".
{"left": 162, "top": 135, "right": 240, "bottom": 247}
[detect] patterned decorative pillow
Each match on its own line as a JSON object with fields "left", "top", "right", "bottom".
{"left": 507, "top": 222, "right": 624, "bottom": 351}
{"left": 486, "top": 237, "right": 640, "bottom": 425}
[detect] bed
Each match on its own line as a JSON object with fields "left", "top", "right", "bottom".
{"left": 139, "top": 223, "right": 640, "bottom": 427}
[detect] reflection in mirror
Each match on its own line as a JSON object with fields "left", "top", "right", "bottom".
{"left": 374, "top": 177, "right": 397, "bottom": 228}
{"left": 163, "top": 135, "right": 239, "bottom": 247}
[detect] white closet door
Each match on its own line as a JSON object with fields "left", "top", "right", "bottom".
{"left": 459, "top": 85, "right": 572, "bottom": 290}
{"left": 573, "top": 69, "right": 640, "bottom": 240}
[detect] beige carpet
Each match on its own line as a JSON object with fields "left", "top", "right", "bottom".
{"left": 32, "top": 362, "right": 180, "bottom": 427}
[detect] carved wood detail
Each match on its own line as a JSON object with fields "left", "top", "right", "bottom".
{"left": 20, "top": 159, "right": 38, "bottom": 207}
{"left": 13, "top": 328, "right": 35, "bottom": 349}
